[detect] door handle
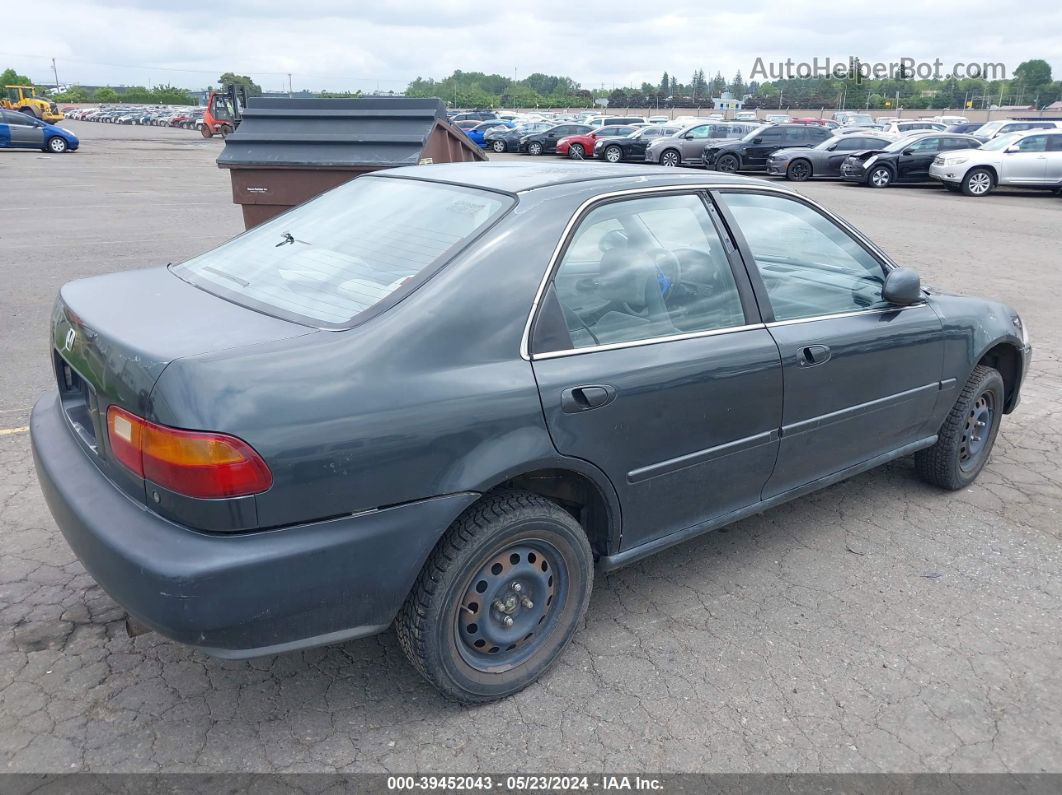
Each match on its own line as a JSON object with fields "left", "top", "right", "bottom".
{"left": 798, "top": 345, "right": 831, "bottom": 367}
{"left": 561, "top": 385, "right": 616, "bottom": 413}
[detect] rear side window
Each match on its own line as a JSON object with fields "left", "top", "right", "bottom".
{"left": 174, "top": 177, "right": 511, "bottom": 328}
{"left": 545, "top": 194, "right": 746, "bottom": 350}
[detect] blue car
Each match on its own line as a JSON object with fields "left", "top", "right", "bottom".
{"left": 465, "top": 120, "right": 514, "bottom": 148}
{"left": 0, "top": 109, "right": 79, "bottom": 153}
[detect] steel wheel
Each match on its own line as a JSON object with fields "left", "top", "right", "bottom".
{"left": 964, "top": 169, "right": 993, "bottom": 196}
{"left": 604, "top": 145, "right": 622, "bottom": 163}
{"left": 959, "top": 391, "right": 994, "bottom": 472}
{"left": 786, "top": 160, "right": 811, "bottom": 181}
{"left": 660, "top": 149, "right": 680, "bottom": 167}
{"left": 456, "top": 541, "right": 566, "bottom": 672}
{"left": 568, "top": 143, "right": 584, "bottom": 160}
{"left": 492, "top": 140, "right": 506, "bottom": 153}
{"left": 716, "top": 154, "right": 739, "bottom": 173}
{"left": 869, "top": 166, "right": 892, "bottom": 188}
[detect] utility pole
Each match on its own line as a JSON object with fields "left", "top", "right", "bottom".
{"left": 287, "top": 73, "right": 292, "bottom": 98}
{"left": 51, "top": 58, "right": 59, "bottom": 91}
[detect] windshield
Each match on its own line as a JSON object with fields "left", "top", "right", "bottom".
{"left": 741, "top": 125, "right": 771, "bottom": 141}
{"left": 173, "top": 177, "right": 511, "bottom": 328}
{"left": 980, "top": 132, "right": 1022, "bottom": 151}
{"left": 883, "top": 135, "right": 928, "bottom": 152}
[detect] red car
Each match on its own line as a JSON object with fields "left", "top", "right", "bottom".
{"left": 556, "top": 125, "right": 642, "bottom": 159}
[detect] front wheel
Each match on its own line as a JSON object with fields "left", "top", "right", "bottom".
{"left": 785, "top": 159, "right": 812, "bottom": 181}
{"left": 527, "top": 141, "right": 543, "bottom": 156}
{"left": 915, "top": 365, "right": 1004, "bottom": 490}
{"left": 659, "top": 149, "right": 680, "bottom": 167}
{"left": 200, "top": 124, "right": 213, "bottom": 138}
{"left": 567, "top": 143, "right": 584, "bottom": 160}
{"left": 45, "top": 136, "right": 68, "bottom": 154}
{"left": 868, "top": 165, "right": 893, "bottom": 188}
{"left": 395, "top": 491, "right": 594, "bottom": 703}
{"left": 715, "top": 154, "right": 739, "bottom": 173}
{"left": 491, "top": 140, "right": 506, "bottom": 153}
{"left": 962, "top": 168, "right": 994, "bottom": 197}
{"left": 604, "top": 145, "right": 623, "bottom": 163}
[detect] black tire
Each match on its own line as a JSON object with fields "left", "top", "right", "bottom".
{"left": 45, "top": 136, "right": 68, "bottom": 154}
{"left": 567, "top": 142, "right": 584, "bottom": 159}
{"left": 395, "top": 490, "right": 594, "bottom": 703}
{"left": 491, "top": 139, "right": 506, "bottom": 153}
{"left": 961, "top": 167, "right": 995, "bottom": 197}
{"left": 18, "top": 106, "right": 39, "bottom": 119}
{"left": 785, "top": 159, "right": 812, "bottom": 181}
{"left": 867, "top": 165, "right": 893, "bottom": 188}
{"left": 715, "top": 154, "right": 739, "bottom": 173}
{"left": 915, "top": 365, "right": 1004, "bottom": 490}
{"left": 528, "top": 141, "right": 543, "bottom": 156}
{"left": 200, "top": 124, "right": 213, "bottom": 138}
{"left": 604, "top": 145, "right": 623, "bottom": 163}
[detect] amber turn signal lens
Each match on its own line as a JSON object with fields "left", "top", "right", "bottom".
{"left": 106, "top": 406, "right": 272, "bottom": 499}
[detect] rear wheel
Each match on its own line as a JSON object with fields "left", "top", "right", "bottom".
{"left": 715, "top": 154, "right": 739, "bottom": 173}
{"left": 45, "top": 136, "right": 68, "bottom": 154}
{"left": 868, "top": 165, "right": 893, "bottom": 188}
{"left": 915, "top": 365, "right": 1004, "bottom": 490}
{"left": 786, "top": 159, "right": 812, "bottom": 181}
{"left": 962, "top": 168, "right": 994, "bottom": 197}
{"left": 659, "top": 148, "right": 680, "bottom": 167}
{"left": 528, "top": 141, "right": 544, "bottom": 156}
{"left": 604, "top": 145, "right": 623, "bottom": 163}
{"left": 17, "top": 106, "right": 39, "bottom": 119}
{"left": 491, "top": 139, "right": 506, "bottom": 153}
{"left": 200, "top": 124, "right": 213, "bottom": 138}
{"left": 220, "top": 124, "right": 234, "bottom": 137}
{"left": 568, "top": 142, "right": 584, "bottom": 159}
{"left": 395, "top": 491, "right": 594, "bottom": 703}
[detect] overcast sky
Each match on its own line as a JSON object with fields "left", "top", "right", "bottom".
{"left": 4, "top": 0, "right": 1061, "bottom": 92}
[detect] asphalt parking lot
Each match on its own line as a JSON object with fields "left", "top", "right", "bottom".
{"left": 1, "top": 120, "right": 1060, "bottom": 773}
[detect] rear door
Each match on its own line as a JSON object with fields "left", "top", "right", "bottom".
{"left": 0, "top": 112, "right": 10, "bottom": 147}
{"left": 530, "top": 191, "right": 782, "bottom": 549}
{"left": 1045, "top": 135, "right": 1062, "bottom": 183}
{"left": 715, "top": 189, "right": 945, "bottom": 497}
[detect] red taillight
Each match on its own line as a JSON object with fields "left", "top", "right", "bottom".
{"left": 106, "top": 406, "right": 272, "bottom": 499}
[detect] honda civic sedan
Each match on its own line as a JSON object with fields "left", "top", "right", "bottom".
{"left": 32, "top": 163, "right": 1030, "bottom": 703}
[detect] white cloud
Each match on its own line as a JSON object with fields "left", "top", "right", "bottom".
{"left": 3, "top": 0, "right": 1060, "bottom": 92}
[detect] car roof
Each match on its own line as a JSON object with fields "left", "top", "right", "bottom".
{"left": 379, "top": 161, "right": 788, "bottom": 195}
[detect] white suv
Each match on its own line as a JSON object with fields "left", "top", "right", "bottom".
{"left": 929, "top": 129, "right": 1062, "bottom": 196}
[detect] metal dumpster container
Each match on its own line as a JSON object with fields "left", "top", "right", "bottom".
{"left": 217, "top": 97, "right": 487, "bottom": 229}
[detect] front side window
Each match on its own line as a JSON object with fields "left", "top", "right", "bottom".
{"left": 686, "top": 125, "right": 711, "bottom": 139}
{"left": 720, "top": 192, "right": 888, "bottom": 322}
{"left": 1014, "top": 135, "right": 1048, "bottom": 152}
{"left": 906, "top": 137, "right": 941, "bottom": 153}
{"left": 546, "top": 194, "right": 746, "bottom": 350}
{"left": 174, "top": 177, "right": 511, "bottom": 328}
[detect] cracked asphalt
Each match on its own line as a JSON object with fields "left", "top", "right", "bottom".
{"left": 1, "top": 121, "right": 1059, "bottom": 773}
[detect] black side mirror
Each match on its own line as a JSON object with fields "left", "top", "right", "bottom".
{"left": 882, "top": 268, "right": 922, "bottom": 305}
{"left": 753, "top": 137, "right": 763, "bottom": 144}
{"left": 902, "top": 148, "right": 914, "bottom": 156}
{"left": 827, "top": 143, "right": 838, "bottom": 151}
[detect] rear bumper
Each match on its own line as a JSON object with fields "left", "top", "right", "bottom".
{"left": 31, "top": 392, "right": 478, "bottom": 658}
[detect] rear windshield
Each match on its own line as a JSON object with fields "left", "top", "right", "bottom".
{"left": 173, "top": 176, "right": 511, "bottom": 328}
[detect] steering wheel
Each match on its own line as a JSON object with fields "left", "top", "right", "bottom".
{"left": 670, "top": 247, "right": 728, "bottom": 294}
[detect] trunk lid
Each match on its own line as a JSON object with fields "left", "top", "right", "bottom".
{"left": 52, "top": 266, "right": 312, "bottom": 485}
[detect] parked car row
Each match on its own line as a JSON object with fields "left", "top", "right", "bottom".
{"left": 64, "top": 105, "right": 206, "bottom": 129}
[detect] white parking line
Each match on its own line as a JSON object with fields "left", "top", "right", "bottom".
{"left": 0, "top": 427, "right": 29, "bottom": 436}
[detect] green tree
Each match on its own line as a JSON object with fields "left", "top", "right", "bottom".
{"left": 730, "top": 71, "right": 745, "bottom": 97}
{"left": 1, "top": 67, "right": 32, "bottom": 85}
{"left": 54, "top": 86, "right": 89, "bottom": 103}
{"left": 659, "top": 72, "right": 670, "bottom": 95}
{"left": 93, "top": 87, "right": 119, "bottom": 103}
{"left": 710, "top": 71, "right": 726, "bottom": 96}
{"left": 219, "top": 72, "right": 263, "bottom": 97}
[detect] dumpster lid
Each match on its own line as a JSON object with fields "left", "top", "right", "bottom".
{"left": 217, "top": 97, "right": 485, "bottom": 169}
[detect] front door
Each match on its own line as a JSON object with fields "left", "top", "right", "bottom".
{"left": 743, "top": 126, "right": 787, "bottom": 168}
{"left": 530, "top": 192, "right": 782, "bottom": 549}
{"left": 1000, "top": 133, "right": 1051, "bottom": 184}
{"left": 716, "top": 190, "right": 945, "bottom": 497}
{"left": 895, "top": 135, "right": 942, "bottom": 181}
{"left": 3, "top": 110, "right": 44, "bottom": 148}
